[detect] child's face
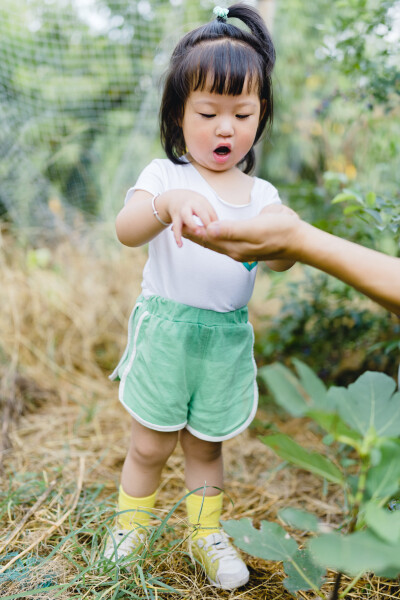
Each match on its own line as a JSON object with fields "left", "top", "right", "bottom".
{"left": 182, "top": 81, "right": 263, "bottom": 173}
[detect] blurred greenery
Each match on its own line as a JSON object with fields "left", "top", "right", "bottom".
{"left": 255, "top": 0, "right": 399, "bottom": 383}
{"left": 262, "top": 0, "right": 399, "bottom": 251}
{"left": 0, "top": 0, "right": 214, "bottom": 228}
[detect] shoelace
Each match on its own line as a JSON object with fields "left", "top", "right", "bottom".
{"left": 203, "top": 534, "right": 238, "bottom": 563}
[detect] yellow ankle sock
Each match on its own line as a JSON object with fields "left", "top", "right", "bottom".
{"left": 186, "top": 490, "right": 223, "bottom": 539}
{"left": 117, "top": 486, "right": 157, "bottom": 531}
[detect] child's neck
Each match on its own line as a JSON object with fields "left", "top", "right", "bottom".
{"left": 190, "top": 159, "right": 254, "bottom": 207}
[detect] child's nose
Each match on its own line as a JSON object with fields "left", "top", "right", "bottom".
{"left": 216, "top": 117, "right": 234, "bottom": 136}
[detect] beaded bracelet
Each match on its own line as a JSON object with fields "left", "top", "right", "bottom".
{"left": 151, "top": 192, "right": 169, "bottom": 227}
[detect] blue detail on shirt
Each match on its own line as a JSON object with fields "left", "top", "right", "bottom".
{"left": 243, "top": 262, "right": 258, "bottom": 271}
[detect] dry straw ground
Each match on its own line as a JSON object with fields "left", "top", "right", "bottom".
{"left": 1, "top": 224, "right": 400, "bottom": 599}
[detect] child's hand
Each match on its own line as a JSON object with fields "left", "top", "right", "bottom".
{"left": 161, "top": 190, "right": 218, "bottom": 247}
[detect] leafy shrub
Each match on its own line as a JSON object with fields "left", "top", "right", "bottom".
{"left": 223, "top": 361, "right": 400, "bottom": 598}
{"left": 255, "top": 268, "right": 400, "bottom": 386}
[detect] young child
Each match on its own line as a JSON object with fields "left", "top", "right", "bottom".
{"left": 105, "top": 3, "right": 294, "bottom": 590}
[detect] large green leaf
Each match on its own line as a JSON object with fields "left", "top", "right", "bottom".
{"left": 258, "top": 363, "right": 309, "bottom": 416}
{"left": 261, "top": 434, "right": 343, "bottom": 485}
{"left": 278, "top": 507, "right": 319, "bottom": 532}
{"left": 327, "top": 372, "right": 400, "bottom": 437}
{"left": 365, "top": 440, "right": 400, "bottom": 500}
{"left": 259, "top": 361, "right": 332, "bottom": 417}
{"left": 292, "top": 359, "right": 328, "bottom": 408}
{"left": 365, "top": 503, "right": 400, "bottom": 544}
{"left": 283, "top": 548, "right": 326, "bottom": 593}
{"left": 222, "top": 518, "right": 298, "bottom": 561}
{"left": 306, "top": 410, "right": 362, "bottom": 448}
{"left": 308, "top": 530, "right": 400, "bottom": 577}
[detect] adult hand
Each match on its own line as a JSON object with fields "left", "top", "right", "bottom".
{"left": 184, "top": 209, "right": 400, "bottom": 315}
{"left": 183, "top": 209, "right": 302, "bottom": 263}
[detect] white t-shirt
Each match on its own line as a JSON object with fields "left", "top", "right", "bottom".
{"left": 127, "top": 158, "right": 281, "bottom": 312}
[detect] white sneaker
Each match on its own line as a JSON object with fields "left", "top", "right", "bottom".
{"left": 190, "top": 531, "right": 249, "bottom": 590}
{"left": 104, "top": 528, "right": 146, "bottom": 563}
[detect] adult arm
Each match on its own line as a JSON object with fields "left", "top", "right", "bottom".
{"left": 183, "top": 212, "right": 400, "bottom": 315}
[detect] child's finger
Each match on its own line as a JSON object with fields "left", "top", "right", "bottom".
{"left": 172, "top": 214, "right": 183, "bottom": 247}
{"left": 194, "top": 205, "right": 217, "bottom": 228}
{"left": 181, "top": 208, "right": 200, "bottom": 231}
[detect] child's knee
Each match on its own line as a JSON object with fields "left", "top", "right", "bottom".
{"left": 128, "top": 428, "right": 178, "bottom": 467}
{"left": 181, "top": 430, "right": 222, "bottom": 462}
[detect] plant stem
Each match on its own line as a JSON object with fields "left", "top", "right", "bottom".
{"left": 329, "top": 573, "right": 342, "bottom": 600}
{"left": 348, "top": 457, "right": 369, "bottom": 533}
{"left": 339, "top": 571, "right": 364, "bottom": 598}
{"left": 329, "top": 457, "right": 370, "bottom": 600}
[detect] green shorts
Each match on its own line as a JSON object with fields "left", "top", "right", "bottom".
{"left": 110, "top": 295, "right": 258, "bottom": 441}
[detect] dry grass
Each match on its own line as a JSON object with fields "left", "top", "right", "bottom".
{"left": 1, "top": 224, "right": 400, "bottom": 599}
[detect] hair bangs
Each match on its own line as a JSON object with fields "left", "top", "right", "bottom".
{"left": 187, "top": 41, "right": 263, "bottom": 97}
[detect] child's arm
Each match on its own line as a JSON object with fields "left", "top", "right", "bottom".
{"left": 260, "top": 204, "right": 297, "bottom": 272}
{"left": 115, "top": 189, "right": 218, "bottom": 248}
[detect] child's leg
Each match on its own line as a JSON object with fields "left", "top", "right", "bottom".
{"left": 180, "top": 428, "right": 223, "bottom": 495}
{"left": 180, "top": 428, "right": 223, "bottom": 536}
{"left": 118, "top": 418, "right": 178, "bottom": 530}
{"left": 122, "top": 418, "right": 178, "bottom": 498}
{"left": 105, "top": 419, "right": 178, "bottom": 562}
{"left": 180, "top": 428, "right": 249, "bottom": 590}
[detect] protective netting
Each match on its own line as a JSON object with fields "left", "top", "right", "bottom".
{"left": 0, "top": 0, "right": 217, "bottom": 239}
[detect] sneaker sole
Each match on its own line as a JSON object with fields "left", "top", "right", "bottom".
{"left": 207, "top": 572, "right": 250, "bottom": 590}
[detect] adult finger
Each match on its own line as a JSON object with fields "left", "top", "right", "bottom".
{"left": 206, "top": 219, "right": 249, "bottom": 241}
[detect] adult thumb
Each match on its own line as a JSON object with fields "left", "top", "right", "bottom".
{"left": 207, "top": 220, "right": 238, "bottom": 240}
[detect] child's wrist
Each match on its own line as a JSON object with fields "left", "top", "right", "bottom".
{"left": 154, "top": 192, "right": 172, "bottom": 225}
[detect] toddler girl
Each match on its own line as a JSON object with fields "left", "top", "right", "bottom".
{"left": 105, "top": 3, "right": 294, "bottom": 590}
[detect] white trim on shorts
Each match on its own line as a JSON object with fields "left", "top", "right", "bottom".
{"left": 109, "top": 301, "right": 143, "bottom": 381}
{"left": 120, "top": 406, "right": 187, "bottom": 432}
{"left": 114, "top": 303, "right": 188, "bottom": 432}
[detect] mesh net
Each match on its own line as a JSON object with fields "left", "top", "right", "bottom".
{"left": 0, "top": 0, "right": 218, "bottom": 239}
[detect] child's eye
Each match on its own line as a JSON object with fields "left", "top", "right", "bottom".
{"left": 200, "top": 113, "right": 215, "bottom": 119}
{"left": 236, "top": 114, "right": 250, "bottom": 119}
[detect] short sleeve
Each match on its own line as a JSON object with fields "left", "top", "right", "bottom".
{"left": 124, "top": 159, "right": 165, "bottom": 204}
{"left": 254, "top": 178, "right": 281, "bottom": 212}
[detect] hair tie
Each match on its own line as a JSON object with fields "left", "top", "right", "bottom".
{"left": 213, "top": 6, "right": 229, "bottom": 21}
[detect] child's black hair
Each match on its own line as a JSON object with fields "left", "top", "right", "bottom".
{"left": 160, "top": 3, "right": 276, "bottom": 174}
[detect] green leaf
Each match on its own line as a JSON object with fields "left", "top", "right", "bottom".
{"left": 365, "top": 503, "right": 400, "bottom": 544}
{"left": 365, "top": 440, "right": 400, "bottom": 500}
{"left": 260, "top": 434, "right": 343, "bottom": 485}
{"left": 222, "top": 518, "right": 298, "bottom": 561}
{"left": 279, "top": 507, "right": 319, "bottom": 532}
{"left": 258, "top": 363, "right": 309, "bottom": 416}
{"left": 283, "top": 549, "right": 326, "bottom": 593}
{"left": 327, "top": 372, "right": 400, "bottom": 438}
{"left": 292, "top": 359, "right": 328, "bottom": 407}
{"left": 343, "top": 204, "right": 363, "bottom": 215}
{"left": 306, "top": 410, "right": 362, "bottom": 448}
{"left": 331, "top": 191, "right": 362, "bottom": 204}
{"left": 308, "top": 530, "right": 400, "bottom": 577}
{"left": 365, "top": 191, "right": 376, "bottom": 207}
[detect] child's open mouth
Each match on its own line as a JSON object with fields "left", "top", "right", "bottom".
{"left": 213, "top": 145, "right": 231, "bottom": 163}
